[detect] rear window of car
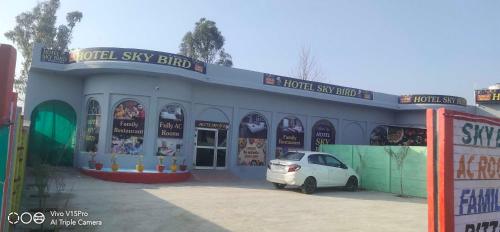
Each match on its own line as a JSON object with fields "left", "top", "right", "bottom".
{"left": 280, "top": 152, "right": 305, "bottom": 161}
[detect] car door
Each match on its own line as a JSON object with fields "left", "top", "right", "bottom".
{"left": 322, "top": 154, "right": 349, "bottom": 186}
{"left": 307, "top": 154, "right": 329, "bottom": 187}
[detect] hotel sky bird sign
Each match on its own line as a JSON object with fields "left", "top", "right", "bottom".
{"left": 263, "top": 73, "right": 374, "bottom": 100}
{"left": 427, "top": 109, "right": 500, "bottom": 232}
{"left": 41, "top": 47, "right": 207, "bottom": 74}
{"left": 476, "top": 89, "right": 500, "bottom": 104}
{"left": 399, "top": 94, "right": 467, "bottom": 106}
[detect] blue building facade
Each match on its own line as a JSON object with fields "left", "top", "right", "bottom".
{"left": 25, "top": 44, "right": 498, "bottom": 178}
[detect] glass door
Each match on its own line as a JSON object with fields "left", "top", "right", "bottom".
{"left": 216, "top": 130, "right": 227, "bottom": 169}
{"left": 195, "top": 128, "right": 227, "bottom": 169}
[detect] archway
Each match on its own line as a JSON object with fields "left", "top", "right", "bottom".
{"left": 342, "top": 122, "right": 365, "bottom": 145}
{"left": 194, "top": 107, "right": 230, "bottom": 169}
{"left": 28, "top": 100, "right": 76, "bottom": 166}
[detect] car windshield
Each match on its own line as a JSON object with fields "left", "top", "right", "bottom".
{"left": 280, "top": 152, "right": 305, "bottom": 161}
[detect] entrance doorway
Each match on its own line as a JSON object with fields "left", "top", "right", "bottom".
{"left": 28, "top": 100, "right": 76, "bottom": 166}
{"left": 195, "top": 128, "right": 227, "bottom": 169}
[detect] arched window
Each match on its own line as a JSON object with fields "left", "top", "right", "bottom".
{"left": 111, "top": 100, "right": 145, "bottom": 155}
{"left": 84, "top": 99, "right": 100, "bottom": 152}
{"left": 311, "top": 119, "right": 336, "bottom": 151}
{"left": 157, "top": 104, "right": 184, "bottom": 156}
{"left": 238, "top": 113, "right": 268, "bottom": 166}
{"left": 276, "top": 116, "right": 304, "bottom": 158}
{"left": 370, "top": 126, "right": 389, "bottom": 145}
{"left": 370, "top": 125, "right": 426, "bottom": 146}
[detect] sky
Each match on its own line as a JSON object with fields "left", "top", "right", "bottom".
{"left": 1, "top": 0, "right": 499, "bottom": 104}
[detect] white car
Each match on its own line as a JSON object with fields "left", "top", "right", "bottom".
{"left": 266, "top": 151, "right": 359, "bottom": 194}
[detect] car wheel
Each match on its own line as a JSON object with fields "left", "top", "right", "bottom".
{"left": 273, "top": 183, "right": 286, "bottom": 189}
{"left": 301, "top": 177, "right": 317, "bottom": 194}
{"left": 345, "top": 176, "right": 358, "bottom": 192}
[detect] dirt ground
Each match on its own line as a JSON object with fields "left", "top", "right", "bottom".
{"left": 14, "top": 168, "right": 427, "bottom": 232}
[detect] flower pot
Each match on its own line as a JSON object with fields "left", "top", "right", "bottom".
{"left": 95, "top": 163, "right": 103, "bottom": 170}
{"left": 136, "top": 164, "right": 144, "bottom": 172}
{"left": 179, "top": 165, "right": 187, "bottom": 171}
{"left": 111, "top": 163, "right": 119, "bottom": 172}
{"left": 88, "top": 160, "right": 96, "bottom": 169}
{"left": 156, "top": 165, "right": 165, "bottom": 173}
{"left": 170, "top": 164, "right": 177, "bottom": 172}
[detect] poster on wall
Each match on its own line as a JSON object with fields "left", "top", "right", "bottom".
{"left": 238, "top": 113, "right": 267, "bottom": 166}
{"left": 276, "top": 116, "right": 304, "bottom": 158}
{"left": 111, "top": 100, "right": 145, "bottom": 155}
{"left": 369, "top": 125, "right": 426, "bottom": 146}
{"left": 157, "top": 104, "right": 184, "bottom": 156}
{"left": 427, "top": 109, "right": 500, "bottom": 232}
{"left": 311, "top": 120, "right": 335, "bottom": 151}
{"left": 84, "top": 99, "right": 100, "bottom": 152}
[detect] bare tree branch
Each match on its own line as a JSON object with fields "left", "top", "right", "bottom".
{"left": 293, "top": 45, "right": 322, "bottom": 81}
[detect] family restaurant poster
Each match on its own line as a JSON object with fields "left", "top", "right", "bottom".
{"left": 311, "top": 120, "right": 335, "bottom": 151}
{"left": 238, "top": 113, "right": 267, "bottom": 166}
{"left": 157, "top": 104, "right": 184, "bottom": 156}
{"left": 426, "top": 109, "right": 500, "bottom": 232}
{"left": 276, "top": 116, "right": 304, "bottom": 158}
{"left": 111, "top": 100, "right": 145, "bottom": 155}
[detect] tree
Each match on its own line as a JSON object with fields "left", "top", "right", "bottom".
{"left": 179, "top": 18, "right": 233, "bottom": 67}
{"left": 292, "top": 45, "right": 322, "bottom": 81}
{"left": 4, "top": 0, "right": 83, "bottom": 100}
{"left": 385, "top": 145, "right": 410, "bottom": 197}
{"left": 355, "top": 148, "right": 366, "bottom": 187}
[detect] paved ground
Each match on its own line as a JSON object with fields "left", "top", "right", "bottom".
{"left": 17, "top": 168, "right": 427, "bottom": 232}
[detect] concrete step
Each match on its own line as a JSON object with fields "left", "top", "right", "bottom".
{"left": 190, "top": 169, "right": 239, "bottom": 182}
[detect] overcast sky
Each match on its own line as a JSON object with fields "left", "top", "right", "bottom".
{"left": 1, "top": 0, "right": 499, "bottom": 104}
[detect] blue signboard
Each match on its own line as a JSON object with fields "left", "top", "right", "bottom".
{"left": 399, "top": 94, "right": 467, "bottom": 106}
{"left": 263, "top": 73, "right": 374, "bottom": 100}
{"left": 41, "top": 47, "right": 207, "bottom": 74}
{"left": 476, "top": 89, "right": 500, "bottom": 104}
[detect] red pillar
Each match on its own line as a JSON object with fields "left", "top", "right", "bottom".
{"left": 0, "top": 44, "right": 16, "bottom": 230}
{"left": 0, "top": 44, "right": 16, "bottom": 126}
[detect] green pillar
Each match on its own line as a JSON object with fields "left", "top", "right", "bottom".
{"left": 0, "top": 126, "right": 10, "bottom": 209}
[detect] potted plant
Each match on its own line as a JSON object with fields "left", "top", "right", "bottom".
{"left": 171, "top": 144, "right": 182, "bottom": 172}
{"left": 179, "top": 159, "right": 187, "bottom": 171}
{"left": 156, "top": 155, "right": 165, "bottom": 172}
{"left": 95, "top": 162, "right": 103, "bottom": 170}
{"left": 170, "top": 154, "right": 177, "bottom": 172}
{"left": 111, "top": 153, "right": 119, "bottom": 172}
{"left": 136, "top": 154, "right": 144, "bottom": 172}
{"left": 88, "top": 150, "right": 97, "bottom": 169}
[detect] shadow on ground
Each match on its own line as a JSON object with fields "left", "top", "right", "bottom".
{"left": 14, "top": 167, "right": 230, "bottom": 232}
{"left": 14, "top": 167, "right": 427, "bottom": 232}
